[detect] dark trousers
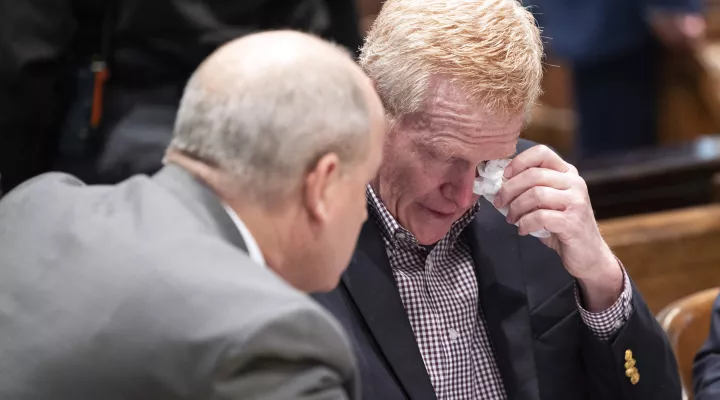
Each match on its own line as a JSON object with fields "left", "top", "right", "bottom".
{"left": 571, "top": 40, "right": 660, "bottom": 160}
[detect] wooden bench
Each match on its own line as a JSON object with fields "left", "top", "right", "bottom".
{"left": 583, "top": 135, "right": 720, "bottom": 220}
{"left": 599, "top": 203, "right": 720, "bottom": 314}
{"left": 657, "top": 288, "right": 720, "bottom": 400}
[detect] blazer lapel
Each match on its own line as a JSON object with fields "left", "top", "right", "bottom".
{"left": 152, "top": 165, "right": 248, "bottom": 253}
{"left": 342, "top": 218, "right": 437, "bottom": 400}
{"left": 468, "top": 199, "right": 540, "bottom": 400}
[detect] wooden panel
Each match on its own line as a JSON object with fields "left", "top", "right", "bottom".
{"left": 657, "top": 48, "right": 719, "bottom": 145}
{"left": 599, "top": 204, "right": 720, "bottom": 314}
{"left": 657, "top": 288, "right": 720, "bottom": 400}
{"left": 582, "top": 135, "right": 720, "bottom": 219}
{"left": 523, "top": 58, "right": 576, "bottom": 156}
{"left": 523, "top": 103, "right": 575, "bottom": 157}
{"left": 706, "top": 3, "right": 720, "bottom": 40}
{"left": 538, "top": 59, "right": 574, "bottom": 110}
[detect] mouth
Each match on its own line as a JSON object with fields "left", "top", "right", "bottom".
{"left": 421, "top": 206, "right": 456, "bottom": 219}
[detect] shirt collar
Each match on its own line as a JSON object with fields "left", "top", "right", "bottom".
{"left": 366, "top": 185, "right": 479, "bottom": 249}
{"left": 222, "top": 204, "right": 266, "bottom": 267}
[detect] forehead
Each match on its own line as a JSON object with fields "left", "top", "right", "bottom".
{"left": 403, "top": 76, "right": 525, "bottom": 161}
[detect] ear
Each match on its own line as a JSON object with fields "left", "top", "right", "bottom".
{"left": 303, "top": 153, "right": 342, "bottom": 223}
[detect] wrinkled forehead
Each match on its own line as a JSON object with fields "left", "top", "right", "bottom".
{"left": 399, "top": 77, "right": 526, "bottom": 162}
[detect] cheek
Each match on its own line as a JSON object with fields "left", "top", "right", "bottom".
{"left": 387, "top": 153, "right": 446, "bottom": 197}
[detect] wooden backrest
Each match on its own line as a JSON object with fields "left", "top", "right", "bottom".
{"left": 581, "top": 135, "right": 720, "bottom": 219}
{"left": 657, "top": 288, "right": 720, "bottom": 400}
{"left": 706, "top": 0, "right": 720, "bottom": 39}
{"left": 522, "top": 57, "right": 575, "bottom": 157}
{"left": 599, "top": 204, "right": 720, "bottom": 314}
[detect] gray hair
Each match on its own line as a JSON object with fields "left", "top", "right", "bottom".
{"left": 360, "top": 0, "right": 543, "bottom": 118}
{"left": 170, "top": 32, "right": 371, "bottom": 201}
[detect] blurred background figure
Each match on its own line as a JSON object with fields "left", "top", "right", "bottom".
{"left": 531, "top": 0, "right": 706, "bottom": 160}
{"left": 0, "top": 0, "right": 362, "bottom": 194}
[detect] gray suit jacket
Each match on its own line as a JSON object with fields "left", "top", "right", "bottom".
{"left": 0, "top": 165, "right": 358, "bottom": 399}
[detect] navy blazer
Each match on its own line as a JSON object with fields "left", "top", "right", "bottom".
{"left": 313, "top": 140, "right": 681, "bottom": 399}
{"left": 531, "top": 0, "right": 702, "bottom": 63}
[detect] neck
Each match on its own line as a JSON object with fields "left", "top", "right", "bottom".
{"left": 225, "top": 198, "right": 291, "bottom": 279}
{"left": 164, "top": 150, "right": 298, "bottom": 287}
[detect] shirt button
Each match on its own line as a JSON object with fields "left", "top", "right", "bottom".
{"left": 449, "top": 328, "right": 460, "bottom": 343}
{"left": 427, "top": 260, "right": 434, "bottom": 273}
{"left": 395, "top": 231, "right": 406, "bottom": 241}
{"left": 614, "top": 319, "right": 624, "bottom": 330}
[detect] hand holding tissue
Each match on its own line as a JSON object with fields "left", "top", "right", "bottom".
{"left": 473, "top": 159, "right": 551, "bottom": 238}
{"left": 489, "top": 146, "right": 622, "bottom": 305}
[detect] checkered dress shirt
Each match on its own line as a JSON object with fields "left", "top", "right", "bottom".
{"left": 366, "top": 186, "right": 633, "bottom": 400}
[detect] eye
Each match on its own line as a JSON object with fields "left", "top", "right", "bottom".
{"left": 429, "top": 148, "right": 454, "bottom": 163}
{"left": 421, "top": 146, "right": 443, "bottom": 162}
{"left": 436, "top": 153, "right": 452, "bottom": 163}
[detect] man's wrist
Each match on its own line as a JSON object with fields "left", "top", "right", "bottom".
{"left": 577, "top": 255, "right": 624, "bottom": 312}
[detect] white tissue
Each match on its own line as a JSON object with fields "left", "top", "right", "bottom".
{"left": 473, "top": 159, "right": 551, "bottom": 239}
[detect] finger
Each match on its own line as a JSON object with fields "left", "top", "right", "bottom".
{"left": 495, "top": 167, "right": 572, "bottom": 209}
{"left": 516, "top": 209, "right": 566, "bottom": 236}
{"left": 504, "top": 145, "right": 575, "bottom": 179}
{"left": 505, "top": 186, "right": 572, "bottom": 224}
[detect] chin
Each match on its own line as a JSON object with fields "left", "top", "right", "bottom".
{"left": 412, "top": 225, "right": 450, "bottom": 246}
{"left": 407, "top": 206, "right": 457, "bottom": 244}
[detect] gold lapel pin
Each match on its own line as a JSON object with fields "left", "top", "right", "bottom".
{"left": 624, "top": 349, "right": 639, "bottom": 385}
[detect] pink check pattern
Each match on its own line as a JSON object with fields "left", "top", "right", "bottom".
{"left": 366, "top": 186, "right": 633, "bottom": 400}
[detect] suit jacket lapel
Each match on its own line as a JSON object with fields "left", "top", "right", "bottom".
{"left": 468, "top": 199, "right": 540, "bottom": 400}
{"left": 342, "top": 218, "right": 437, "bottom": 400}
{"left": 152, "top": 164, "right": 248, "bottom": 253}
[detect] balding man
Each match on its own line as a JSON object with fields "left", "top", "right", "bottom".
{"left": 0, "top": 31, "right": 384, "bottom": 399}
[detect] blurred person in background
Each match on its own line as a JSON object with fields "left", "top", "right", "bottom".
{"left": 0, "top": 30, "right": 385, "bottom": 400}
{"left": 531, "top": 0, "right": 705, "bottom": 160}
{"left": 0, "top": 0, "right": 362, "bottom": 195}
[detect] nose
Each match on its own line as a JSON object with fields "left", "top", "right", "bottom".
{"left": 440, "top": 165, "right": 477, "bottom": 209}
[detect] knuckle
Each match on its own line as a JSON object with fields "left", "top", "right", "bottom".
{"left": 531, "top": 186, "right": 545, "bottom": 203}
{"left": 569, "top": 197, "right": 585, "bottom": 210}
{"left": 539, "top": 208, "right": 553, "bottom": 221}
{"left": 519, "top": 214, "right": 533, "bottom": 232}
{"left": 531, "top": 211, "right": 548, "bottom": 232}
{"left": 566, "top": 163, "right": 579, "bottom": 175}
{"left": 538, "top": 145, "right": 552, "bottom": 155}
{"left": 540, "top": 145, "right": 559, "bottom": 160}
{"left": 505, "top": 200, "right": 516, "bottom": 216}
{"left": 527, "top": 167, "right": 543, "bottom": 182}
{"left": 573, "top": 175, "right": 588, "bottom": 191}
{"left": 567, "top": 191, "right": 587, "bottom": 209}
